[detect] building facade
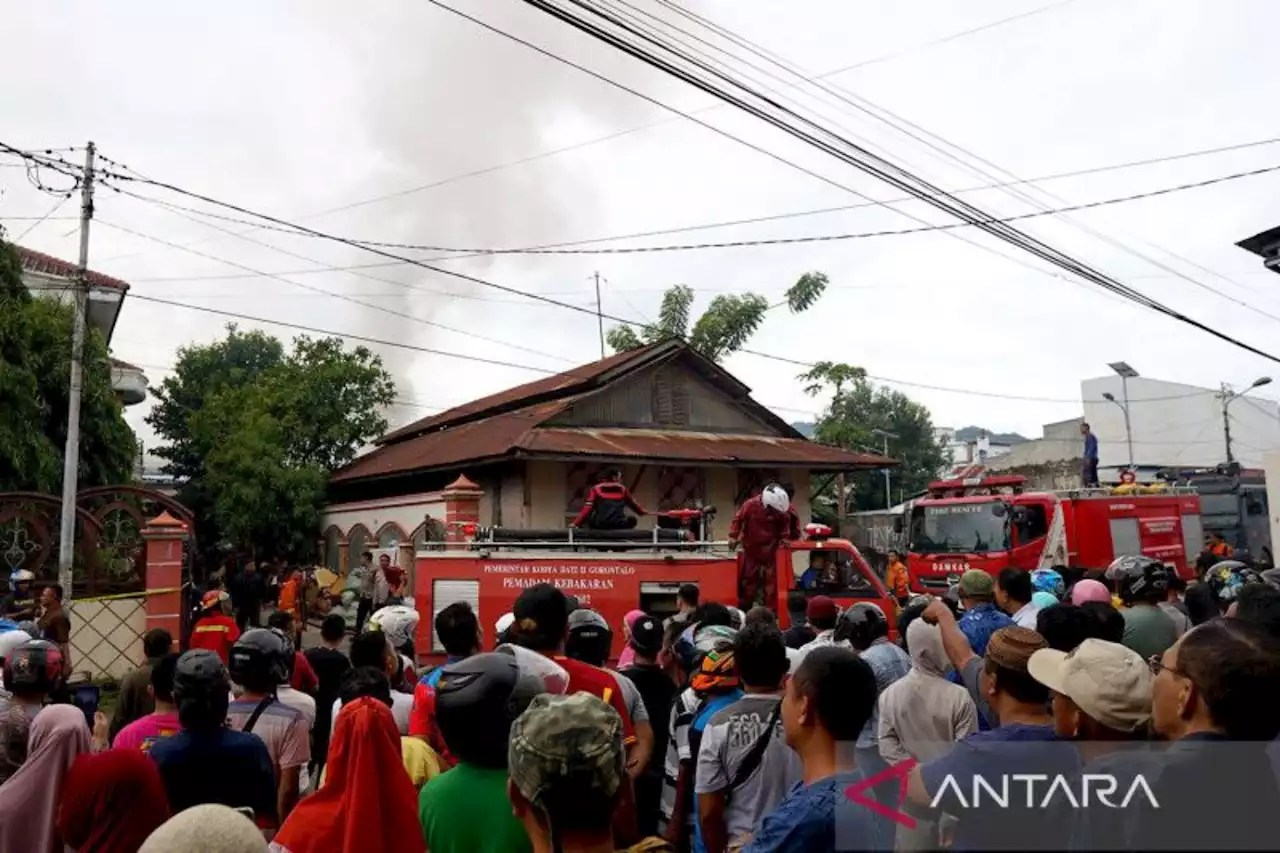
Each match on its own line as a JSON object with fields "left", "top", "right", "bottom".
{"left": 18, "top": 246, "right": 148, "bottom": 406}
{"left": 321, "top": 341, "right": 893, "bottom": 580}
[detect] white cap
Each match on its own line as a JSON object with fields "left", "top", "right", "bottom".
{"left": 1028, "top": 638, "right": 1152, "bottom": 732}
{"left": 496, "top": 612, "right": 516, "bottom": 635}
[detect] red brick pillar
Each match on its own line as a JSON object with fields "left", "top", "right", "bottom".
{"left": 142, "top": 511, "right": 188, "bottom": 650}
{"left": 443, "top": 474, "right": 483, "bottom": 549}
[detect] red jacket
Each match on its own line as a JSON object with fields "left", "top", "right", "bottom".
{"left": 729, "top": 494, "right": 801, "bottom": 562}
{"left": 189, "top": 613, "right": 240, "bottom": 664}
{"left": 571, "top": 483, "right": 647, "bottom": 528}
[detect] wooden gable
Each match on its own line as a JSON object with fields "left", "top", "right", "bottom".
{"left": 550, "top": 357, "right": 778, "bottom": 436}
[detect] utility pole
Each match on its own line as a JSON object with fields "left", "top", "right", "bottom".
{"left": 1222, "top": 383, "right": 1235, "bottom": 464}
{"left": 1220, "top": 376, "right": 1273, "bottom": 465}
{"left": 592, "top": 271, "right": 605, "bottom": 359}
{"left": 872, "top": 428, "right": 898, "bottom": 511}
{"left": 57, "top": 141, "right": 95, "bottom": 596}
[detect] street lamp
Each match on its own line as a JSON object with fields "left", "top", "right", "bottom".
{"left": 1106, "top": 362, "right": 1139, "bottom": 474}
{"left": 871, "top": 428, "right": 898, "bottom": 511}
{"left": 1221, "top": 377, "right": 1273, "bottom": 463}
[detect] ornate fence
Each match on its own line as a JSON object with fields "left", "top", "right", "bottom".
{"left": 0, "top": 486, "right": 195, "bottom": 598}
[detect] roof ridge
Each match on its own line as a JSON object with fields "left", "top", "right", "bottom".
{"left": 376, "top": 339, "right": 681, "bottom": 446}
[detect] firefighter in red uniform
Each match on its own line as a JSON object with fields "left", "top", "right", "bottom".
{"left": 571, "top": 468, "right": 647, "bottom": 530}
{"left": 729, "top": 482, "right": 801, "bottom": 611}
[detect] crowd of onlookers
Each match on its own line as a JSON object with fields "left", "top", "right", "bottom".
{"left": 0, "top": 548, "right": 1279, "bottom": 852}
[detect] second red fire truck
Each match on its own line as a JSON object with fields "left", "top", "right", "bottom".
{"left": 906, "top": 474, "right": 1204, "bottom": 593}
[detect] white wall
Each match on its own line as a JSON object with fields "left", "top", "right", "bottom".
{"left": 1081, "top": 376, "right": 1280, "bottom": 470}
{"left": 320, "top": 491, "right": 446, "bottom": 540}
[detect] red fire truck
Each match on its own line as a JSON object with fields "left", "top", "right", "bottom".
{"left": 906, "top": 474, "right": 1204, "bottom": 593}
{"left": 412, "top": 511, "right": 893, "bottom": 665}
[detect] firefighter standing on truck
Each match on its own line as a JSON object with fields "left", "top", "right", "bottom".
{"left": 729, "top": 483, "right": 801, "bottom": 611}
{"left": 572, "top": 468, "right": 648, "bottom": 530}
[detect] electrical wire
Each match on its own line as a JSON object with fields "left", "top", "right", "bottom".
{"left": 509, "top": 0, "right": 1280, "bottom": 363}
{"left": 107, "top": 162, "right": 1280, "bottom": 257}
{"left": 642, "top": 0, "right": 1280, "bottom": 310}
{"left": 3, "top": 140, "right": 1263, "bottom": 408}
{"left": 11, "top": 195, "right": 72, "bottom": 242}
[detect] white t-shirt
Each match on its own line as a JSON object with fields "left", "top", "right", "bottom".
{"left": 330, "top": 690, "right": 412, "bottom": 737}
{"left": 1012, "top": 603, "right": 1041, "bottom": 630}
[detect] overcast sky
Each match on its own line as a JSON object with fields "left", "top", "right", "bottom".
{"left": 4, "top": 0, "right": 1280, "bottom": 461}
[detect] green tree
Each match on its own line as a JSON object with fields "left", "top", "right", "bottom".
{"left": 0, "top": 236, "right": 136, "bottom": 492}
{"left": 148, "top": 326, "right": 396, "bottom": 559}
{"left": 801, "top": 362, "right": 947, "bottom": 514}
{"left": 606, "top": 272, "right": 828, "bottom": 361}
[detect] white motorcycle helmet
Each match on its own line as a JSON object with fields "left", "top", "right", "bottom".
{"left": 761, "top": 484, "right": 790, "bottom": 514}
{"left": 368, "top": 604, "right": 421, "bottom": 651}
{"left": 9, "top": 570, "right": 34, "bottom": 585}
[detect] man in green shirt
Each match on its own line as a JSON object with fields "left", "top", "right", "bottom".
{"left": 1107, "top": 555, "right": 1178, "bottom": 660}
{"left": 419, "top": 653, "right": 534, "bottom": 853}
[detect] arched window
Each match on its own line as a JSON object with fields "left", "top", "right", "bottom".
{"left": 347, "top": 525, "right": 371, "bottom": 570}
{"left": 377, "top": 523, "right": 405, "bottom": 550}
{"left": 324, "top": 526, "right": 342, "bottom": 572}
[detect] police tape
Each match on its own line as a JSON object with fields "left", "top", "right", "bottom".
{"left": 70, "top": 585, "right": 186, "bottom": 604}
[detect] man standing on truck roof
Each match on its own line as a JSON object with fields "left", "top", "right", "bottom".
{"left": 1081, "top": 422, "right": 1100, "bottom": 487}
{"left": 729, "top": 483, "right": 801, "bottom": 612}
{"left": 572, "top": 468, "right": 648, "bottom": 531}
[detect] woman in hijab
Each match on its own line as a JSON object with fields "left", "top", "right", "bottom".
{"left": 58, "top": 748, "right": 171, "bottom": 853}
{"left": 616, "top": 609, "right": 646, "bottom": 669}
{"left": 0, "top": 704, "right": 91, "bottom": 853}
{"left": 139, "top": 804, "right": 266, "bottom": 853}
{"left": 877, "top": 618, "right": 980, "bottom": 851}
{"left": 271, "top": 696, "right": 424, "bottom": 853}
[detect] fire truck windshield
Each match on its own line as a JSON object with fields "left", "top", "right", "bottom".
{"left": 909, "top": 501, "right": 1010, "bottom": 554}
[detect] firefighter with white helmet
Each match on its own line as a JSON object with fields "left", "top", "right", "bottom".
{"left": 2, "top": 570, "right": 37, "bottom": 623}
{"left": 728, "top": 482, "right": 801, "bottom": 611}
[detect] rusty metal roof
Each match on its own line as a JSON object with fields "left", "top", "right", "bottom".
{"left": 377, "top": 340, "right": 682, "bottom": 445}
{"left": 333, "top": 400, "right": 893, "bottom": 483}
{"left": 18, "top": 246, "right": 130, "bottom": 291}
{"left": 522, "top": 427, "right": 893, "bottom": 468}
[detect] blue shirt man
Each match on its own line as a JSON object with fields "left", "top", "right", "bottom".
{"left": 955, "top": 571, "right": 1013, "bottom": 659}
{"left": 1081, "top": 422, "right": 1099, "bottom": 486}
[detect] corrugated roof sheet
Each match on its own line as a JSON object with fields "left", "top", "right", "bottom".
{"left": 333, "top": 403, "right": 892, "bottom": 483}
{"left": 377, "top": 340, "right": 677, "bottom": 445}
{"left": 18, "top": 246, "right": 130, "bottom": 292}
{"left": 523, "top": 427, "right": 893, "bottom": 467}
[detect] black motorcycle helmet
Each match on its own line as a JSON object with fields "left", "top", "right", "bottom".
{"left": 173, "top": 649, "right": 230, "bottom": 703}
{"left": 565, "top": 609, "right": 613, "bottom": 667}
{"left": 1204, "top": 560, "right": 1262, "bottom": 604}
{"left": 834, "top": 603, "right": 889, "bottom": 651}
{"left": 1105, "top": 555, "right": 1170, "bottom": 605}
{"left": 229, "top": 628, "right": 291, "bottom": 690}
{"left": 4, "top": 639, "right": 63, "bottom": 695}
{"left": 434, "top": 651, "right": 548, "bottom": 769}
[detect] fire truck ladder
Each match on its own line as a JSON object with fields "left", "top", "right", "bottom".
{"left": 1037, "top": 502, "right": 1069, "bottom": 570}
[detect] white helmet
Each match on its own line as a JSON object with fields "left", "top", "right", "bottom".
{"left": 368, "top": 604, "right": 421, "bottom": 650}
{"left": 9, "top": 570, "right": 34, "bottom": 584}
{"left": 761, "top": 484, "right": 790, "bottom": 514}
{"left": 495, "top": 612, "right": 516, "bottom": 636}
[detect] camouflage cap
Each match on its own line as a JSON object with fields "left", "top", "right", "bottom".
{"left": 508, "top": 692, "right": 624, "bottom": 810}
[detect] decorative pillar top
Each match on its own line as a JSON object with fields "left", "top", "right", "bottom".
{"left": 142, "top": 511, "right": 190, "bottom": 536}
{"left": 443, "top": 474, "right": 482, "bottom": 495}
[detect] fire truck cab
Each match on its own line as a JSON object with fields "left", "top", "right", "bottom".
{"left": 412, "top": 515, "right": 893, "bottom": 665}
{"left": 907, "top": 474, "right": 1203, "bottom": 593}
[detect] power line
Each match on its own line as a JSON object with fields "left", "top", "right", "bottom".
{"left": 643, "top": 0, "right": 1280, "bottom": 312}
{"left": 108, "top": 161, "right": 1280, "bottom": 257}
{"left": 7, "top": 140, "right": 1274, "bottom": 406}
{"left": 11, "top": 195, "right": 72, "bottom": 242}
{"left": 510, "top": 0, "right": 1280, "bottom": 364}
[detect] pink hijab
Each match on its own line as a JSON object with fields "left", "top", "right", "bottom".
{"left": 0, "top": 704, "right": 91, "bottom": 853}
{"left": 616, "top": 609, "right": 646, "bottom": 669}
{"left": 1071, "top": 579, "right": 1112, "bottom": 606}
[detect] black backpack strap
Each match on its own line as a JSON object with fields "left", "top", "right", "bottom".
{"left": 241, "top": 695, "right": 275, "bottom": 735}
{"left": 728, "top": 701, "right": 782, "bottom": 792}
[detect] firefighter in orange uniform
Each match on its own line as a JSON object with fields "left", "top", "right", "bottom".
{"left": 188, "top": 590, "right": 241, "bottom": 664}
{"left": 884, "top": 549, "right": 911, "bottom": 606}
{"left": 729, "top": 482, "right": 801, "bottom": 611}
